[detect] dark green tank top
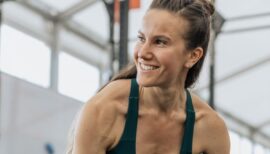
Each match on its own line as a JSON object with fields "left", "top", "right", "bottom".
{"left": 107, "top": 79, "right": 195, "bottom": 154}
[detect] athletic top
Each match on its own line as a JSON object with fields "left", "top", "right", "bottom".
{"left": 107, "top": 78, "right": 195, "bottom": 154}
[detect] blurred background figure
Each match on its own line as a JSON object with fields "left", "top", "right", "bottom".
{"left": 45, "top": 143, "right": 54, "bottom": 154}
{"left": 0, "top": 0, "right": 270, "bottom": 154}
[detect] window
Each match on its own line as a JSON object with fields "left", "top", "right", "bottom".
{"left": 229, "top": 131, "right": 240, "bottom": 154}
{"left": 240, "top": 137, "right": 252, "bottom": 154}
{"left": 0, "top": 25, "right": 51, "bottom": 87}
{"left": 229, "top": 130, "right": 269, "bottom": 154}
{"left": 58, "top": 52, "right": 100, "bottom": 102}
{"left": 255, "top": 144, "right": 266, "bottom": 154}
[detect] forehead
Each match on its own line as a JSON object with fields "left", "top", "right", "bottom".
{"left": 141, "top": 9, "right": 188, "bottom": 38}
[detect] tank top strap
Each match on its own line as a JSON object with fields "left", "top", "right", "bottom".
{"left": 120, "top": 78, "right": 139, "bottom": 141}
{"left": 186, "top": 89, "right": 195, "bottom": 112}
{"left": 180, "top": 89, "right": 195, "bottom": 154}
{"left": 106, "top": 79, "right": 138, "bottom": 154}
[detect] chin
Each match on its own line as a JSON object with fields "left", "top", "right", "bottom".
{"left": 136, "top": 75, "right": 159, "bottom": 87}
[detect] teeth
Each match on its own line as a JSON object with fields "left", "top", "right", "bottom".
{"left": 140, "top": 63, "right": 158, "bottom": 70}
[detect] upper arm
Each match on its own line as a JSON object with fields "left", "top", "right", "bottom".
{"left": 191, "top": 94, "right": 230, "bottom": 154}
{"left": 72, "top": 101, "right": 116, "bottom": 154}
{"left": 71, "top": 79, "right": 130, "bottom": 154}
{"left": 202, "top": 113, "right": 230, "bottom": 154}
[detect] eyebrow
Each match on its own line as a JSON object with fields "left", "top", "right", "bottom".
{"left": 138, "top": 30, "right": 172, "bottom": 40}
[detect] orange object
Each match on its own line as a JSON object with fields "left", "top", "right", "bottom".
{"left": 130, "top": 0, "right": 141, "bottom": 9}
{"left": 114, "top": 0, "right": 120, "bottom": 22}
{"left": 114, "top": 0, "right": 141, "bottom": 22}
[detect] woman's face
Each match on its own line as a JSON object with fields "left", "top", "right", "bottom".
{"left": 134, "top": 9, "right": 192, "bottom": 88}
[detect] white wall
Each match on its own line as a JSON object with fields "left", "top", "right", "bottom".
{"left": 0, "top": 72, "right": 82, "bottom": 154}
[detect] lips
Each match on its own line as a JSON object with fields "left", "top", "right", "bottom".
{"left": 139, "top": 62, "right": 159, "bottom": 71}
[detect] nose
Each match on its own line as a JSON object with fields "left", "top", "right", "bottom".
{"left": 138, "top": 42, "right": 153, "bottom": 60}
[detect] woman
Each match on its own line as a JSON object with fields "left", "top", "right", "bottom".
{"left": 67, "top": 0, "right": 230, "bottom": 153}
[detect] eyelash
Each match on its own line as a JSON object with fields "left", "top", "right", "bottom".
{"left": 137, "top": 35, "right": 145, "bottom": 42}
{"left": 137, "top": 35, "right": 167, "bottom": 46}
{"left": 155, "top": 39, "right": 166, "bottom": 45}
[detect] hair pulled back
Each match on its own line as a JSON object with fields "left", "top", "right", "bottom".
{"left": 112, "top": 0, "right": 215, "bottom": 88}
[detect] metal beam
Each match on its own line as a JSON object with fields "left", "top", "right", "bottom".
{"left": 216, "top": 55, "right": 270, "bottom": 84}
{"left": 18, "top": 0, "right": 108, "bottom": 50}
{"left": 17, "top": 0, "right": 56, "bottom": 21}
{"left": 221, "top": 24, "right": 270, "bottom": 35}
{"left": 255, "top": 119, "right": 270, "bottom": 131}
{"left": 0, "top": 0, "right": 3, "bottom": 139}
{"left": 208, "top": 31, "right": 216, "bottom": 109}
{"left": 103, "top": 0, "right": 115, "bottom": 78}
{"left": 220, "top": 12, "right": 270, "bottom": 34}
{"left": 217, "top": 107, "right": 270, "bottom": 148}
{"left": 0, "top": 0, "right": 14, "bottom": 139}
{"left": 196, "top": 55, "right": 270, "bottom": 91}
{"left": 63, "top": 20, "right": 108, "bottom": 50}
{"left": 219, "top": 107, "right": 256, "bottom": 131}
{"left": 119, "top": 0, "right": 129, "bottom": 70}
{"left": 56, "top": 0, "right": 97, "bottom": 21}
{"left": 49, "top": 21, "right": 59, "bottom": 91}
{"left": 208, "top": 23, "right": 217, "bottom": 109}
{"left": 226, "top": 12, "right": 270, "bottom": 22}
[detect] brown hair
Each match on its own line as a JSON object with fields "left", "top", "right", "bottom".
{"left": 111, "top": 0, "right": 215, "bottom": 88}
{"left": 66, "top": 0, "right": 214, "bottom": 153}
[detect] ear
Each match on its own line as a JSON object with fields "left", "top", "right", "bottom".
{"left": 184, "top": 47, "right": 204, "bottom": 68}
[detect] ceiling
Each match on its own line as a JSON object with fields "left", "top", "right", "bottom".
{"left": 1, "top": 0, "right": 270, "bottom": 148}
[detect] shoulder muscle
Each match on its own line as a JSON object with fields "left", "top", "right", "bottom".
{"left": 191, "top": 93, "right": 230, "bottom": 154}
{"left": 199, "top": 108, "right": 230, "bottom": 154}
{"left": 72, "top": 79, "right": 131, "bottom": 154}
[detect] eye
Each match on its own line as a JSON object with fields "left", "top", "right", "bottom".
{"left": 155, "top": 39, "right": 167, "bottom": 46}
{"left": 137, "top": 35, "right": 145, "bottom": 43}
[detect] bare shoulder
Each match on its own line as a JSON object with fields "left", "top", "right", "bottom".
{"left": 95, "top": 79, "right": 131, "bottom": 102}
{"left": 80, "top": 78, "right": 132, "bottom": 130}
{"left": 82, "top": 79, "right": 132, "bottom": 119}
{"left": 190, "top": 93, "right": 230, "bottom": 154}
{"left": 72, "top": 79, "right": 131, "bottom": 153}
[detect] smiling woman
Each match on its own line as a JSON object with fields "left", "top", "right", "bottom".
{"left": 67, "top": 0, "right": 230, "bottom": 154}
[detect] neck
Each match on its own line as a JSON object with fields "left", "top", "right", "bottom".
{"left": 141, "top": 81, "right": 187, "bottom": 114}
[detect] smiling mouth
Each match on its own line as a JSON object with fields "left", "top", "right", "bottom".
{"left": 139, "top": 62, "right": 160, "bottom": 71}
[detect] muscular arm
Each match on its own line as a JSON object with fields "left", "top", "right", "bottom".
{"left": 202, "top": 112, "right": 230, "bottom": 154}
{"left": 72, "top": 99, "right": 116, "bottom": 154}
{"left": 71, "top": 80, "right": 130, "bottom": 154}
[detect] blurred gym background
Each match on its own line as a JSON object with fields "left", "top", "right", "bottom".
{"left": 0, "top": 0, "right": 270, "bottom": 154}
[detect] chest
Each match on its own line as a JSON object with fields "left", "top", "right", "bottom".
{"left": 134, "top": 114, "right": 203, "bottom": 154}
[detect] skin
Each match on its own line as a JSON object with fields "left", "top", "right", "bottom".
{"left": 71, "top": 9, "right": 230, "bottom": 154}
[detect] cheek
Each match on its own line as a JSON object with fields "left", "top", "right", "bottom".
{"left": 159, "top": 50, "right": 186, "bottom": 72}
{"left": 159, "top": 50, "right": 181, "bottom": 66}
